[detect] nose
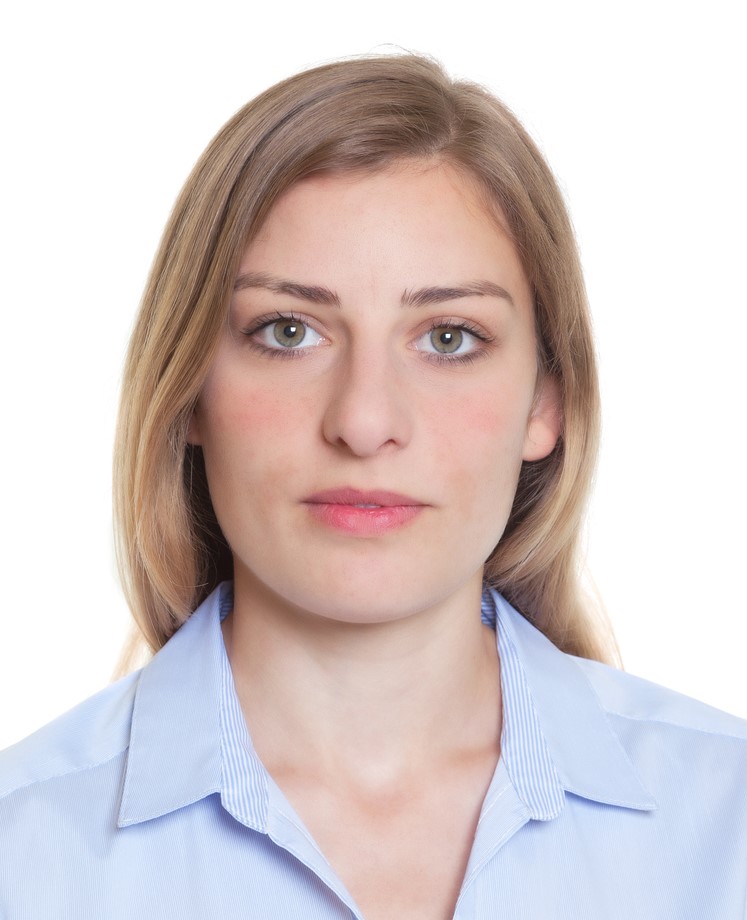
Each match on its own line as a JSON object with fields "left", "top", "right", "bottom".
{"left": 321, "top": 345, "right": 413, "bottom": 457}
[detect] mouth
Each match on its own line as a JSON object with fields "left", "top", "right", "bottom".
{"left": 303, "top": 488, "right": 424, "bottom": 507}
{"left": 303, "top": 488, "right": 426, "bottom": 535}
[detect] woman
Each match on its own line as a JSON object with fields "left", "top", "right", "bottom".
{"left": 1, "top": 53, "right": 745, "bottom": 919}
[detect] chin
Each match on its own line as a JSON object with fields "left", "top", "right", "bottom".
{"left": 281, "top": 567, "right": 480, "bottom": 628}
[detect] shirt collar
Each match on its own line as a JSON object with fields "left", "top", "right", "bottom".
{"left": 483, "top": 587, "right": 656, "bottom": 818}
{"left": 118, "top": 582, "right": 272, "bottom": 829}
{"left": 118, "top": 582, "right": 655, "bottom": 829}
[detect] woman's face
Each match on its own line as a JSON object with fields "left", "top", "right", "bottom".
{"left": 189, "top": 162, "right": 559, "bottom": 624}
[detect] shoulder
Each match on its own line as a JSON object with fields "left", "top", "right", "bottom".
{"left": 0, "top": 670, "right": 141, "bottom": 802}
{"left": 572, "top": 656, "right": 747, "bottom": 808}
{"left": 573, "top": 655, "right": 747, "bottom": 741}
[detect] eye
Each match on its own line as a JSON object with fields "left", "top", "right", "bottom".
{"left": 428, "top": 326, "right": 465, "bottom": 354}
{"left": 246, "top": 315, "right": 325, "bottom": 352}
{"left": 414, "top": 323, "right": 483, "bottom": 358}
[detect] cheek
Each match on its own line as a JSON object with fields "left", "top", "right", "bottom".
{"left": 223, "top": 396, "right": 285, "bottom": 437}
{"left": 196, "top": 375, "right": 320, "bottom": 510}
{"left": 423, "top": 384, "right": 531, "bottom": 521}
{"left": 200, "top": 374, "right": 315, "bottom": 445}
{"left": 425, "top": 381, "right": 531, "bottom": 462}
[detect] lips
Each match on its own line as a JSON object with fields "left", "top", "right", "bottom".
{"left": 304, "top": 488, "right": 424, "bottom": 507}
{"left": 303, "top": 488, "right": 426, "bottom": 535}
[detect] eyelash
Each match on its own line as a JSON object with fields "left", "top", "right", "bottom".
{"left": 422, "top": 318, "right": 494, "bottom": 366}
{"left": 240, "top": 312, "right": 315, "bottom": 360}
{"left": 240, "top": 312, "right": 494, "bottom": 365}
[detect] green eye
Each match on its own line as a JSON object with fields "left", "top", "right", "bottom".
{"left": 429, "top": 327, "right": 464, "bottom": 354}
{"left": 246, "top": 315, "right": 325, "bottom": 353}
{"left": 273, "top": 321, "right": 307, "bottom": 347}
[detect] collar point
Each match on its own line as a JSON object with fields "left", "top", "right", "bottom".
{"left": 563, "top": 784, "right": 658, "bottom": 814}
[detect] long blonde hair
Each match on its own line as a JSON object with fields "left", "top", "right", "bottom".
{"left": 114, "top": 52, "right": 618, "bottom": 673}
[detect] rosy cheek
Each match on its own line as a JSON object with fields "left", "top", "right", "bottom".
{"left": 427, "top": 386, "right": 527, "bottom": 444}
{"left": 224, "top": 398, "right": 283, "bottom": 434}
{"left": 423, "top": 387, "right": 529, "bottom": 508}
{"left": 201, "top": 372, "right": 300, "bottom": 436}
{"left": 200, "top": 387, "right": 322, "bottom": 500}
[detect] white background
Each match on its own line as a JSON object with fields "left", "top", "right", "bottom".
{"left": 1, "top": 0, "right": 745, "bottom": 749}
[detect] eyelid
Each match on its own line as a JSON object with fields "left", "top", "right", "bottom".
{"left": 240, "top": 311, "right": 327, "bottom": 353}
{"left": 412, "top": 317, "right": 494, "bottom": 356}
{"left": 423, "top": 315, "right": 493, "bottom": 339}
{"left": 239, "top": 311, "right": 495, "bottom": 364}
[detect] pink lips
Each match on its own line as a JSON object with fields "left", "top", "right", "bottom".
{"left": 303, "top": 488, "right": 425, "bottom": 536}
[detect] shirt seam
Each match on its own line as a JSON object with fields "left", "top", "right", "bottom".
{"left": 475, "top": 781, "right": 512, "bottom": 824}
{"left": 271, "top": 807, "right": 328, "bottom": 856}
{"left": 0, "top": 744, "right": 129, "bottom": 803}
{"left": 601, "top": 708, "right": 747, "bottom": 743}
{"left": 572, "top": 656, "right": 747, "bottom": 741}
{"left": 572, "top": 651, "right": 747, "bottom": 741}
{"left": 120, "top": 784, "right": 223, "bottom": 826}
{"left": 459, "top": 811, "right": 528, "bottom": 891}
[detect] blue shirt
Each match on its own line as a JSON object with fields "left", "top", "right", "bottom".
{"left": 1, "top": 583, "right": 746, "bottom": 919}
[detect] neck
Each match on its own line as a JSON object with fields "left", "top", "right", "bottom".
{"left": 222, "top": 569, "right": 502, "bottom": 789}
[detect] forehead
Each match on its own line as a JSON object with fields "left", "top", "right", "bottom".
{"left": 260, "top": 160, "right": 506, "bottom": 236}
{"left": 240, "top": 161, "right": 531, "bottom": 308}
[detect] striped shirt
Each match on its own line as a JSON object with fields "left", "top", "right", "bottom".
{"left": 1, "top": 582, "right": 746, "bottom": 918}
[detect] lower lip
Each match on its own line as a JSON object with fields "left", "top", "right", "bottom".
{"left": 305, "top": 503, "right": 423, "bottom": 535}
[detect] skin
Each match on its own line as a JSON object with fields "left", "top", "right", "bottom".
{"left": 189, "top": 161, "right": 560, "bottom": 920}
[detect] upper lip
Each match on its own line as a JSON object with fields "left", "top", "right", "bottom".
{"left": 304, "top": 488, "right": 425, "bottom": 506}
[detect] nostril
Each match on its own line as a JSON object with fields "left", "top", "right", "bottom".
{"left": 321, "top": 373, "right": 412, "bottom": 458}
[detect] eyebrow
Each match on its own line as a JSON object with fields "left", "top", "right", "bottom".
{"left": 233, "top": 271, "right": 515, "bottom": 310}
{"left": 402, "top": 280, "right": 515, "bottom": 309}
{"left": 234, "top": 271, "right": 342, "bottom": 307}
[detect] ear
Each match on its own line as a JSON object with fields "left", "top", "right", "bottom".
{"left": 186, "top": 405, "right": 202, "bottom": 446}
{"left": 522, "top": 375, "right": 562, "bottom": 462}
